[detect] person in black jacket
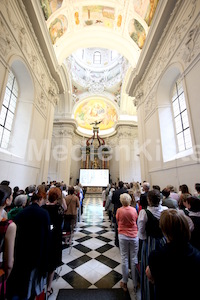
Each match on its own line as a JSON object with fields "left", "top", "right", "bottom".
{"left": 184, "top": 196, "right": 200, "bottom": 251}
{"left": 112, "top": 181, "right": 128, "bottom": 247}
{"left": 7, "top": 191, "right": 51, "bottom": 300}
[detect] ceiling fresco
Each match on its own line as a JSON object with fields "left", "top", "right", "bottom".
{"left": 39, "top": 0, "right": 159, "bottom": 133}
{"left": 49, "top": 15, "right": 67, "bottom": 44}
{"left": 40, "top": 0, "right": 159, "bottom": 50}
{"left": 134, "top": 0, "right": 159, "bottom": 26}
{"left": 82, "top": 6, "right": 115, "bottom": 28}
{"left": 40, "top": 0, "right": 63, "bottom": 20}
{"left": 64, "top": 48, "right": 128, "bottom": 106}
{"left": 74, "top": 99, "right": 118, "bottom": 130}
{"left": 129, "top": 19, "right": 146, "bottom": 49}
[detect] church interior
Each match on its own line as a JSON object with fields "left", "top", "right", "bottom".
{"left": 1, "top": 1, "right": 200, "bottom": 299}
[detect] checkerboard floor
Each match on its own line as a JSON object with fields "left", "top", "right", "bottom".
{"left": 49, "top": 195, "right": 140, "bottom": 300}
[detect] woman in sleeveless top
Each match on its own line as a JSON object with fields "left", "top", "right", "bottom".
{"left": 137, "top": 189, "right": 168, "bottom": 300}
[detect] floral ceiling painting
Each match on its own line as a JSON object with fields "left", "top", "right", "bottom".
{"left": 74, "top": 99, "right": 118, "bottom": 130}
{"left": 40, "top": 0, "right": 63, "bottom": 20}
{"left": 82, "top": 6, "right": 115, "bottom": 28}
{"left": 49, "top": 15, "right": 67, "bottom": 44}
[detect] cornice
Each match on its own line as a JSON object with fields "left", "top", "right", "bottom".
{"left": 126, "top": 0, "right": 180, "bottom": 97}
{"left": 20, "top": 0, "right": 65, "bottom": 93}
{"left": 53, "top": 119, "right": 78, "bottom": 130}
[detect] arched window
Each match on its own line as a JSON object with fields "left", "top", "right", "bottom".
{"left": 157, "top": 64, "right": 193, "bottom": 162}
{"left": 172, "top": 78, "right": 192, "bottom": 152}
{"left": 93, "top": 51, "right": 101, "bottom": 64}
{"left": 0, "top": 60, "right": 34, "bottom": 158}
{"left": 0, "top": 71, "right": 18, "bottom": 149}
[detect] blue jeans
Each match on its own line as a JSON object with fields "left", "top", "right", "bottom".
{"left": 119, "top": 235, "right": 139, "bottom": 287}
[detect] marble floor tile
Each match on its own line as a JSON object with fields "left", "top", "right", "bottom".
{"left": 49, "top": 195, "right": 140, "bottom": 300}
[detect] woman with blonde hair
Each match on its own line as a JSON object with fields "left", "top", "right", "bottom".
{"left": 116, "top": 193, "right": 138, "bottom": 293}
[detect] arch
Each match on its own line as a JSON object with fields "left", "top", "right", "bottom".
{"left": 157, "top": 62, "right": 183, "bottom": 107}
{"left": 11, "top": 58, "right": 34, "bottom": 101}
{"left": 157, "top": 63, "right": 181, "bottom": 162}
{"left": 157, "top": 62, "right": 192, "bottom": 162}
{"left": 55, "top": 28, "right": 140, "bottom": 67}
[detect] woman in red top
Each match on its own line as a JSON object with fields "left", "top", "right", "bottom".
{"left": 116, "top": 193, "right": 138, "bottom": 293}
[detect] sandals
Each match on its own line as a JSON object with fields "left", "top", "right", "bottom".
{"left": 47, "top": 288, "right": 53, "bottom": 298}
{"left": 120, "top": 281, "right": 127, "bottom": 292}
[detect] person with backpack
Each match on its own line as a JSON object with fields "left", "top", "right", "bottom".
{"left": 137, "top": 189, "right": 168, "bottom": 300}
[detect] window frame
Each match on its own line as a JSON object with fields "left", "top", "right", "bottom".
{"left": 0, "top": 71, "right": 18, "bottom": 149}
{"left": 171, "top": 78, "right": 192, "bottom": 153}
{"left": 93, "top": 51, "right": 101, "bottom": 64}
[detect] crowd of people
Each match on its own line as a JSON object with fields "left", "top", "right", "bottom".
{"left": 105, "top": 180, "right": 200, "bottom": 300}
{"left": 0, "top": 180, "right": 84, "bottom": 300}
{"left": 1, "top": 178, "right": 200, "bottom": 300}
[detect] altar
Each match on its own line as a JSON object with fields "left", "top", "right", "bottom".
{"left": 86, "top": 187, "right": 102, "bottom": 194}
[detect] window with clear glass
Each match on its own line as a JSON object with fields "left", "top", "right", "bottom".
{"left": 93, "top": 51, "right": 101, "bottom": 64}
{"left": 172, "top": 79, "right": 192, "bottom": 152}
{"left": 0, "top": 71, "right": 18, "bottom": 149}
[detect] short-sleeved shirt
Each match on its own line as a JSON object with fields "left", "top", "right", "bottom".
{"left": 116, "top": 206, "right": 138, "bottom": 238}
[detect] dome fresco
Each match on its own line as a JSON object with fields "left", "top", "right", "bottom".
{"left": 65, "top": 48, "right": 129, "bottom": 102}
{"left": 74, "top": 99, "right": 118, "bottom": 131}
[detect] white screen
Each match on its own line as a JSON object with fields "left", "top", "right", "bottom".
{"left": 79, "top": 169, "right": 109, "bottom": 187}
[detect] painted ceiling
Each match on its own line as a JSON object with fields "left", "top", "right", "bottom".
{"left": 40, "top": 0, "right": 158, "bottom": 48}
{"left": 40, "top": 0, "right": 159, "bottom": 132}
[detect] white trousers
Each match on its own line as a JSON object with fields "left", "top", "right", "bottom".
{"left": 119, "top": 235, "right": 139, "bottom": 287}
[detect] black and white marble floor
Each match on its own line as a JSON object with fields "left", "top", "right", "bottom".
{"left": 49, "top": 194, "right": 140, "bottom": 300}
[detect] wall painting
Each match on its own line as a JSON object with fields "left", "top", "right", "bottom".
{"left": 74, "top": 99, "right": 118, "bottom": 130}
